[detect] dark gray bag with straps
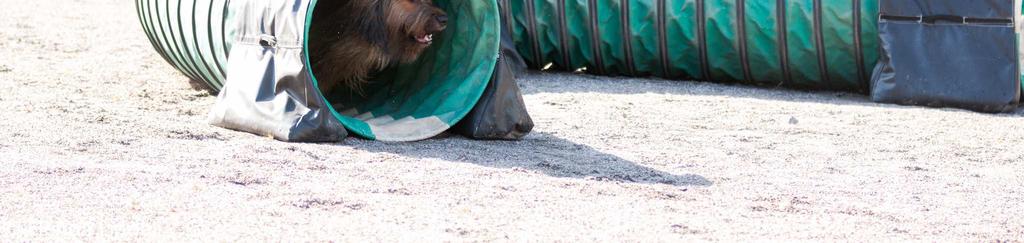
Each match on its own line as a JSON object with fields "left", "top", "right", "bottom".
{"left": 207, "top": 0, "right": 347, "bottom": 142}
{"left": 871, "top": 0, "right": 1022, "bottom": 112}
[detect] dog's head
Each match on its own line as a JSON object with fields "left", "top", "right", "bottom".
{"left": 329, "top": 0, "right": 447, "bottom": 64}
{"left": 385, "top": 0, "right": 447, "bottom": 63}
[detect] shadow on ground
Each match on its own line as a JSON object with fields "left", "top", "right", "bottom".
{"left": 348, "top": 132, "right": 711, "bottom": 187}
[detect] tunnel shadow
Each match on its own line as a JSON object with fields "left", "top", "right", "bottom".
{"left": 347, "top": 132, "right": 712, "bottom": 187}
{"left": 517, "top": 71, "right": 1024, "bottom": 116}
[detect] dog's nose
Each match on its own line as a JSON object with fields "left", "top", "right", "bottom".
{"left": 435, "top": 14, "right": 448, "bottom": 26}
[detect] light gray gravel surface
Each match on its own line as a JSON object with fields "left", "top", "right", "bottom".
{"left": 2, "top": 0, "right": 1024, "bottom": 241}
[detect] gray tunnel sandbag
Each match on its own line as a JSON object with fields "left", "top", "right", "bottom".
{"left": 205, "top": 0, "right": 346, "bottom": 142}
{"left": 136, "top": 0, "right": 509, "bottom": 142}
{"left": 453, "top": 9, "right": 536, "bottom": 140}
{"left": 506, "top": 0, "right": 879, "bottom": 92}
{"left": 871, "top": 0, "right": 1022, "bottom": 112}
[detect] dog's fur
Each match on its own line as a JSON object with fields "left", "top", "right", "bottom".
{"left": 308, "top": 0, "right": 447, "bottom": 96}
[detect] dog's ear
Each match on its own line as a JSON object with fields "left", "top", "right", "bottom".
{"left": 353, "top": 0, "right": 389, "bottom": 49}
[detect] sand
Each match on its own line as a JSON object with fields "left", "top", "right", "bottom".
{"left": 1, "top": 0, "right": 1023, "bottom": 241}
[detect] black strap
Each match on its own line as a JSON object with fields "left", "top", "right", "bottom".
{"left": 657, "top": 0, "right": 670, "bottom": 77}
{"left": 812, "top": 0, "right": 831, "bottom": 87}
{"left": 879, "top": 15, "right": 920, "bottom": 22}
{"left": 207, "top": 0, "right": 226, "bottom": 82}
{"left": 176, "top": 0, "right": 204, "bottom": 81}
{"left": 556, "top": 0, "right": 571, "bottom": 70}
{"left": 959, "top": 17, "right": 1014, "bottom": 25}
{"left": 162, "top": 0, "right": 201, "bottom": 81}
{"left": 880, "top": 14, "right": 1014, "bottom": 25}
{"left": 524, "top": 0, "right": 543, "bottom": 67}
{"left": 185, "top": 0, "right": 218, "bottom": 86}
{"left": 136, "top": 1, "right": 175, "bottom": 76}
{"left": 774, "top": 0, "right": 790, "bottom": 86}
{"left": 776, "top": 0, "right": 791, "bottom": 86}
{"left": 737, "top": 0, "right": 752, "bottom": 82}
{"left": 696, "top": 0, "right": 710, "bottom": 80}
{"left": 852, "top": 0, "right": 867, "bottom": 91}
{"left": 221, "top": 0, "right": 231, "bottom": 59}
{"left": 587, "top": 0, "right": 605, "bottom": 74}
{"left": 620, "top": 0, "right": 636, "bottom": 75}
{"left": 500, "top": 0, "right": 514, "bottom": 39}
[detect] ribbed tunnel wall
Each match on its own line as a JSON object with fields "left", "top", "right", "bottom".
{"left": 135, "top": 0, "right": 234, "bottom": 91}
{"left": 139, "top": 0, "right": 881, "bottom": 93}
{"left": 506, "top": 0, "right": 880, "bottom": 92}
{"left": 141, "top": 0, "right": 883, "bottom": 93}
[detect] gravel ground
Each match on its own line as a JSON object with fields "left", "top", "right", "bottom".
{"left": 2, "top": 0, "right": 1024, "bottom": 241}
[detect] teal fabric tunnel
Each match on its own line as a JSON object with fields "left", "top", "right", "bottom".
{"left": 506, "top": 0, "right": 880, "bottom": 92}
{"left": 135, "top": 0, "right": 500, "bottom": 141}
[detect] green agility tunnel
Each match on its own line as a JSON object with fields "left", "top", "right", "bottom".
{"left": 135, "top": 0, "right": 500, "bottom": 141}
{"left": 505, "top": 0, "right": 880, "bottom": 91}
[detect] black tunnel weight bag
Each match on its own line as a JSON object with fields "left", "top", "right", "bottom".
{"left": 871, "top": 0, "right": 1023, "bottom": 112}
{"left": 453, "top": 13, "right": 535, "bottom": 140}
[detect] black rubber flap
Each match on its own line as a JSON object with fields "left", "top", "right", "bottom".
{"left": 871, "top": 0, "right": 1021, "bottom": 112}
{"left": 453, "top": 15, "right": 535, "bottom": 140}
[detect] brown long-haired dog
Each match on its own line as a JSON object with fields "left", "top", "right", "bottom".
{"left": 308, "top": 0, "right": 448, "bottom": 96}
